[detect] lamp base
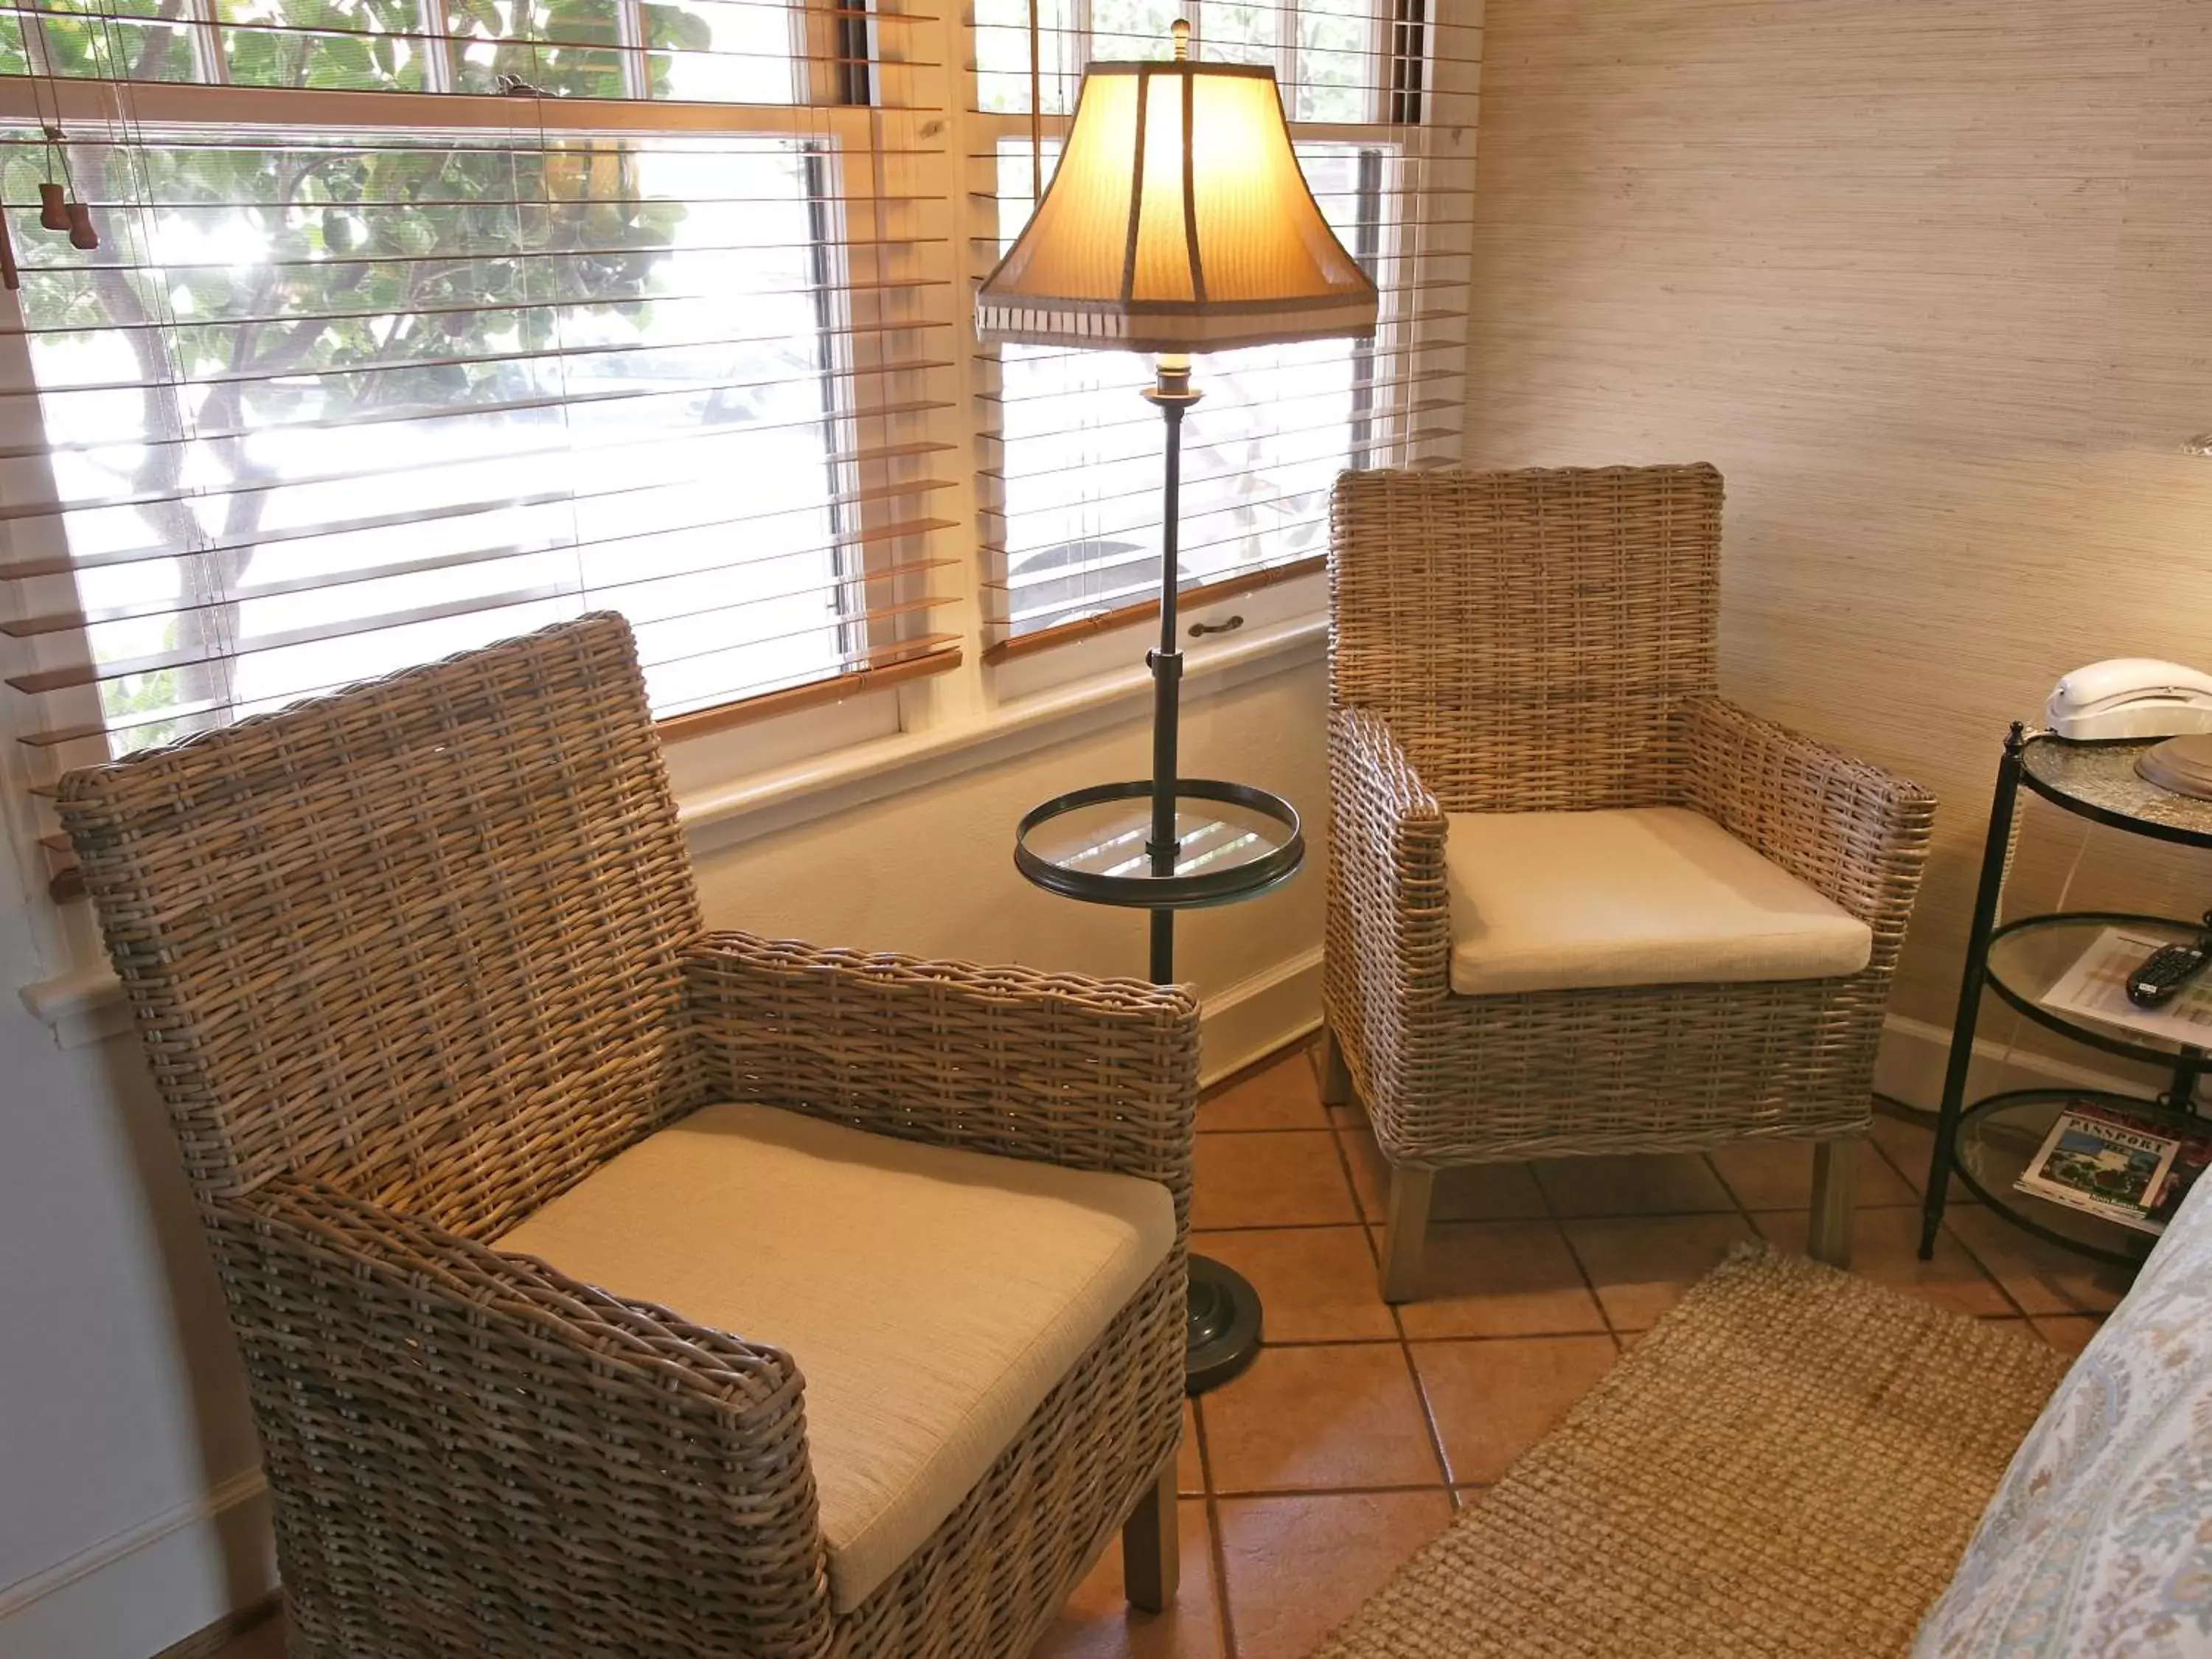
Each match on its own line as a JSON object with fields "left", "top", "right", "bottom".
{"left": 2138, "top": 733, "right": 2212, "bottom": 800}
{"left": 1186, "top": 1253, "right": 1263, "bottom": 1394}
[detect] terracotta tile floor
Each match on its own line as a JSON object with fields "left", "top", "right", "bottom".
{"left": 1032, "top": 1040, "right": 2110, "bottom": 1659}
{"left": 206, "top": 1039, "right": 2112, "bottom": 1659}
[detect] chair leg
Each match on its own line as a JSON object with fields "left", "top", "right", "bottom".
{"left": 1379, "top": 1164, "right": 1436, "bottom": 1303}
{"left": 1319, "top": 1025, "right": 1353, "bottom": 1107}
{"left": 1121, "top": 1465, "right": 1178, "bottom": 1613}
{"left": 1808, "top": 1139, "right": 1858, "bottom": 1268}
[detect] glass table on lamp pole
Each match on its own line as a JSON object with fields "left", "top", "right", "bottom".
{"left": 1016, "top": 776, "right": 1304, "bottom": 1394}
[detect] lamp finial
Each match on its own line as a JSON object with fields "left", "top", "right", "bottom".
{"left": 1171, "top": 18, "right": 1189, "bottom": 59}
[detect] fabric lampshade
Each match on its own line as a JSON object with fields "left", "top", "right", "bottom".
{"left": 975, "top": 59, "right": 1379, "bottom": 353}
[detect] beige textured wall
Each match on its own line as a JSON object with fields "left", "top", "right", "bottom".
{"left": 1463, "top": 0, "right": 2212, "bottom": 1031}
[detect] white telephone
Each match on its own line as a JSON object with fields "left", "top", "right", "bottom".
{"left": 2047, "top": 658, "right": 2212, "bottom": 741}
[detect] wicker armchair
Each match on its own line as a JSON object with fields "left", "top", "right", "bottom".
{"left": 58, "top": 614, "right": 1197, "bottom": 1659}
{"left": 1324, "top": 465, "right": 1935, "bottom": 1300}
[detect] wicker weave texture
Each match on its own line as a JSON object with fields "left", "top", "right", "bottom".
{"left": 59, "top": 613, "right": 1200, "bottom": 1659}
{"left": 1324, "top": 467, "right": 1935, "bottom": 1163}
{"left": 686, "top": 933, "right": 1200, "bottom": 1231}
{"left": 58, "top": 614, "right": 705, "bottom": 1234}
{"left": 1329, "top": 463, "right": 1722, "bottom": 813}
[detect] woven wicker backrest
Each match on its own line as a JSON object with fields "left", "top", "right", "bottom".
{"left": 1329, "top": 464, "right": 1723, "bottom": 811}
{"left": 58, "top": 613, "right": 706, "bottom": 1237}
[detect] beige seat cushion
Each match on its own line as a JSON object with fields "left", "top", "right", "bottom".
{"left": 1444, "top": 806, "right": 1873, "bottom": 996}
{"left": 494, "top": 1101, "right": 1175, "bottom": 1614}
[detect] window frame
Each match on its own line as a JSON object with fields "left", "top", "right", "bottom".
{"left": 1, "top": 0, "right": 1474, "bottom": 939}
{"left": 0, "top": 66, "right": 957, "bottom": 746}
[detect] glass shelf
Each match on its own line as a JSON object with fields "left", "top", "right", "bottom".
{"left": 1985, "top": 911, "right": 2212, "bottom": 1068}
{"left": 2021, "top": 735, "right": 2212, "bottom": 849}
{"left": 1014, "top": 779, "right": 1304, "bottom": 910}
{"left": 1952, "top": 1089, "right": 2182, "bottom": 1267}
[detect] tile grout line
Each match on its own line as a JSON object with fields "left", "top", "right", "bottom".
{"left": 1705, "top": 1149, "right": 1756, "bottom": 1231}
{"left": 1204, "top": 1032, "right": 1335, "bottom": 1659}
{"left": 1208, "top": 1328, "right": 1592, "bottom": 1349}
{"left": 1321, "top": 1054, "right": 1458, "bottom": 1505}
{"left": 1706, "top": 1146, "right": 1785, "bottom": 1347}
{"left": 1544, "top": 1159, "right": 1622, "bottom": 1346}
{"left": 1708, "top": 1147, "right": 1776, "bottom": 1283}
{"left": 1189, "top": 1382, "right": 1239, "bottom": 1659}
{"left": 1401, "top": 1326, "right": 1616, "bottom": 1346}
{"left": 1188, "top": 1039, "right": 1324, "bottom": 1659}
{"left": 1335, "top": 1121, "right": 1459, "bottom": 1496}
{"left": 1863, "top": 1113, "right": 2044, "bottom": 1324}
{"left": 1709, "top": 1138, "right": 2010, "bottom": 1318}
{"left": 1197, "top": 1218, "right": 1389, "bottom": 1237}
{"left": 1941, "top": 1220, "right": 2041, "bottom": 1323}
{"left": 1542, "top": 1152, "right": 1738, "bottom": 1350}
{"left": 1210, "top": 1479, "right": 1471, "bottom": 1500}
{"left": 1397, "top": 1326, "right": 1458, "bottom": 1493}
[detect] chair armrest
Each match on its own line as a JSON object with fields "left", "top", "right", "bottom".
{"left": 1680, "top": 696, "right": 1936, "bottom": 968}
{"left": 681, "top": 934, "right": 1200, "bottom": 1228}
{"left": 218, "top": 1181, "right": 832, "bottom": 1658}
{"left": 1326, "top": 707, "right": 1453, "bottom": 1004}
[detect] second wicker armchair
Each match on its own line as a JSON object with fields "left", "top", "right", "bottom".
{"left": 1324, "top": 464, "right": 1935, "bottom": 1301}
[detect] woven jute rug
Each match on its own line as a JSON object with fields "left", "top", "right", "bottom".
{"left": 1312, "top": 1245, "right": 2070, "bottom": 1659}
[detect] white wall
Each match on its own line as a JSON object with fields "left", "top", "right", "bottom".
{"left": 0, "top": 871, "right": 273, "bottom": 1659}
{"left": 0, "top": 645, "right": 1329, "bottom": 1659}
{"left": 689, "top": 655, "right": 1332, "bottom": 1034}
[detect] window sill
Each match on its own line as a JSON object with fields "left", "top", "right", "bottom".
{"left": 20, "top": 612, "right": 1329, "bottom": 1047}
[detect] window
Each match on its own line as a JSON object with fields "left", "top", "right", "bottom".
{"left": 970, "top": 0, "right": 1470, "bottom": 658}
{"left": 1, "top": 0, "right": 1471, "bottom": 909}
{"left": 0, "top": 0, "right": 953, "bottom": 782}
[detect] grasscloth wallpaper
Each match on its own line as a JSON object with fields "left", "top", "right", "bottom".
{"left": 1461, "top": 0, "right": 2212, "bottom": 1034}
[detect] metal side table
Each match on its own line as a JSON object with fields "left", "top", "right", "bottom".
{"left": 1921, "top": 722, "right": 2212, "bottom": 1267}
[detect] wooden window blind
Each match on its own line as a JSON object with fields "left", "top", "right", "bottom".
{"left": 969, "top": 0, "right": 1471, "bottom": 659}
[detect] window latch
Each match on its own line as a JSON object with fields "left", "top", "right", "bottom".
{"left": 1187, "top": 614, "right": 1244, "bottom": 639}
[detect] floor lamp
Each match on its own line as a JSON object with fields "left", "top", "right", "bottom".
{"left": 978, "top": 24, "right": 1378, "bottom": 1393}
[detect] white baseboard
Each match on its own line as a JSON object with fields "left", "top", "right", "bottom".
{"left": 1, "top": 1469, "right": 274, "bottom": 1659}
{"left": 1199, "top": 945, "right": 1324, "bottom": 1085}
{"left": 1874, "top": 1012, "right": 2146, "bottom": 1115}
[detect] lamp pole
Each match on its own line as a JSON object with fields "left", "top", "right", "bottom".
{"left": 1144, "top": 354, "right": 1200, "bottom": 983}
{"left": 1007, "top": 352, "right": 1293, "bottom": 1394}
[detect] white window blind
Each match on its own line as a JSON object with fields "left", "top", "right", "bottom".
{"left": 0, "top": 0, "right": 955, "bottom": 825}
{"left": 970, "top": 0, "right": 1472, "bottom": 656}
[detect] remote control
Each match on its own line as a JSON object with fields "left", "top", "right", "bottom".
{"left": 2127, "top": 913, "right": 2212, "bottom": 1007}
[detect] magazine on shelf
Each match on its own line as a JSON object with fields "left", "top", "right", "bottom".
{"left": 2015, "top": 1103, "right": 2177, "bottom": 1236}
{"left": 2148, "top": 1124, "right": 2212, "bottom": 1230}
{"left": 2039, "top": 926, "right": 2212, "bottom": 1048}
